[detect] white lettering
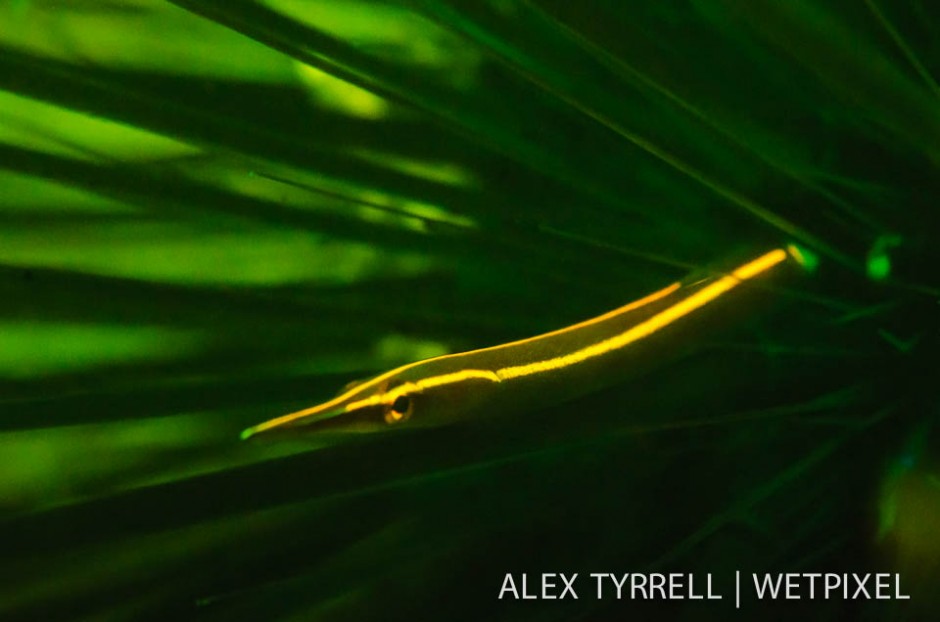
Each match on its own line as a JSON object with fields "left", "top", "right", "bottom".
{"left": 498, "top": 574, "right": 518, "bottom": 600}
{"left": 804, "top": 573, "right": 820, "bottom": 599}
{"left": 668, "top": 573, "right": 683, "bottom": 600}
{"left": 706, "top": 574, "right": 722, "bottom": 600}
{"left": 631, "top": 573, "right": 648, "bottom": 599}
{"left": 649, "top": 573, "right": 667, "bottom": 599}
{"left": 542, "top": 573, "right": 557, "bottom": 600}
{"left": 559, "top": 573, "right": 579, "bottom": 599}
{"left": 609, "top": 573, "right": 628, "bottom": 599}
{"left": 896, "top": 574, "right": 910, "bottom": 600}
{"left": 851, "top": 573, "right": 871, "bottom": 599}
{"left": 785, "top": 573, "right": 800, "bottom": 600}
{"left": 875, "top": 573, "right": 890, "bottom": 600}
{"left": 752, "top": 574, "right": 783, "bottom": 600}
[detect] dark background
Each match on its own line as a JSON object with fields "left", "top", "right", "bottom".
{"left": 0, "top": 1, "right": 937, "bottom": 620}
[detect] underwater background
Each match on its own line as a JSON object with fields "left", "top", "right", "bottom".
{"left": 0, "top": 1, "right": 938, "bottom": 620}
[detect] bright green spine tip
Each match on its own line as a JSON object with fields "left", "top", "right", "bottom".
{"left": 786, "top": 243, "right": 819, "bottom": 273}
{"left": 866, "top": 234, "right": 902, "bottom": 281}
{"left": 867, "top": 254, "right": 891, "bottom": 280}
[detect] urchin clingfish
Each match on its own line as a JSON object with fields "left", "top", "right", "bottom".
{"left": 243, "top": 247, "right": 802, "bottom": 439}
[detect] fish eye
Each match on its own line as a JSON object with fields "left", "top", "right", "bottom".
{"left": 385, "top": 394, "right": 413, "bottom": 424}
{"left": 391, "top": 395, "right": 410, "bottom": 414}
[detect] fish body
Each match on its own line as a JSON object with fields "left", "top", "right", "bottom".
{"left": 243, "top": 248, "right": 794, "bottom": 439}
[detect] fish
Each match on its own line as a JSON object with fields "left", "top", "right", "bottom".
{"left": 243, "top": 247, "right": 799, "bottom": 439}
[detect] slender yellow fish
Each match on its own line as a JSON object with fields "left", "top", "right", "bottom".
{"left": 243, "top": 247, "right": 800, "bottom": 439}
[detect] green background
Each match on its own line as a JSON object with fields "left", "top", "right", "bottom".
{"left": 0, "top": 1, "right": 937, "bottom": 620}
